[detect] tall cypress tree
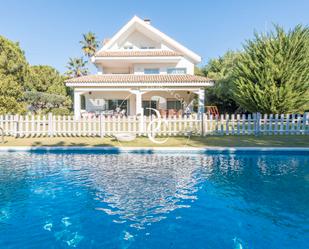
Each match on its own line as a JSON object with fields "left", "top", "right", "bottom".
{"left": 233, "top": 25, "right": 309, "bottom": 114}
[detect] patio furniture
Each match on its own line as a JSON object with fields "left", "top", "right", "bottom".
{"left": 206, "top": 106, "right": 219, "bottom": 117}
{"left": 168, "top": 109, "right": 176, "bottom": 117}
{"left": 120, "top": 109, "right": 126, "bottom": 117}
{"left": 159, "top": 109, "right": 168, "bottom": 118}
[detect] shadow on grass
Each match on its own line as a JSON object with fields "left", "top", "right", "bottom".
{"left": 189, "top": 135, "right": 309, "bottom": 147}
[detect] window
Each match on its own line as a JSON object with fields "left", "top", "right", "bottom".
{"left": 167, "top": 68, "right": 187, "bottom": 74}
{"left": 144, "top": 68, "right": 160, "bottom": 74}
{"left": 142, "top": 100, "right": 157, "bottom": 116}
{"left": 123, "top": 46, "right": 133, "bottom": 49}
{"left": 141, "top": 46, "right": 155, "bottom": 49}
{"left": 81, "top": 95, "right": 86, "bottom": 110}
{"left": 108, "top": 99, "right": 129, "bottom": 112}
{"left": 167, "top": 100, "right": 182, "bottom": 110}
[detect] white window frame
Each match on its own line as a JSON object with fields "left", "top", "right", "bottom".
{"left": 144, "top": 68, "right": 160, "bottom": 74}
{"left": 167, "top": 67, "right": 187, "bottom": 74}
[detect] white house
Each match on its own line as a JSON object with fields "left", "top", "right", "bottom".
{"left": 65, "top": 16, "right": 213, "bottom": 118}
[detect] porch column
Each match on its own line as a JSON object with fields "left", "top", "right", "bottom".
{"left": 136, "top": 91, "right": 143, "bottom": 115}
{"left": 130, "top": 90, "right": 145, "bottom": 133}
{"left": 197, "top": 89, "right": 205, "bottom": 115}
{"left": 130, "top": 90, "right": 144, "bottom": 115}
{"left": 74, "top": 91, "right": 81, "bottom": 120}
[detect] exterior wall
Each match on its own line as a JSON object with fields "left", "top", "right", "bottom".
{"left": 93, "top": 16, "right": 200, "bottom": 76}
{"left": 176, "top": 57, "right": 194, "bottom": 75}
{"left": 132, "top": 57, "right": 194, "bottom": 75}
{"left": 103, "top": 67, "right": 131, "bottom": 74}
{"left": 133, "top": 63, "right": 176, "bottom": 75}
{"left": 96, "top": 56, "right": 194, "bottom": 75}
{"left": 97, "top": 30, "right": 195, "bottom": 75}
{"left": 112, "top": 31, "right": 161, "bottom": 49}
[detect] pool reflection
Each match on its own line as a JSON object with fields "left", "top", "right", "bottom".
{"left": 84, "top": 154, "right": 214, "bottom": 229}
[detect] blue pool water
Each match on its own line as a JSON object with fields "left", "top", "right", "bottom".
{"left": 0, "top": 151, "right": 308, "bottom": 249}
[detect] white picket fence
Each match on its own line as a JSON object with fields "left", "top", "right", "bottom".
{"left": 0, "top": 113, "right": 308, "bottom": 138}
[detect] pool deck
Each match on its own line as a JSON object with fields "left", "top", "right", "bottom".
{"left": 0, "top": 146, "right": 308, "bottom": 154}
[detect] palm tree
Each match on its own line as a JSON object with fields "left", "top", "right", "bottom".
{"left": 66, "top": 57, "right": 89, "bottom": 78}
{"left": 80, "top": 32, "right": 99, "bottom": 57}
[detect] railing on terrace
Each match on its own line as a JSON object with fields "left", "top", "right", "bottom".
{"left": 0, "top": 113, "right": 308, "bottom": 138}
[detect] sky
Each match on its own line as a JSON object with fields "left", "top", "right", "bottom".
{"left": 0, "top": 0, "right": 308, "bottom": 73}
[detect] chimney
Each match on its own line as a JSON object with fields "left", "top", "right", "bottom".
{"left": 144, "top": 18, "right": 151, "bottom": 25}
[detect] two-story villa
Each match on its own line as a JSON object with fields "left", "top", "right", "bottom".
{"left": 65, "top": 16, "right": 213, "bottom": 118}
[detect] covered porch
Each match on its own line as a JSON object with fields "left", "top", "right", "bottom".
{"left": 73, "top": 87, "right": 205, "bottom": 119}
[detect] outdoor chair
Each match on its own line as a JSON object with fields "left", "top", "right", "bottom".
{"left": 120, "top": 109, "right": 126, "bottom": 117}
{"left": 159, "top": 109, "right": 168, "bottom": 118}
{"left": 206, "top": 106, "right": 219, "bottom": 117}
{"left": 168, "top": 109, "right": 176, "bottom": 117}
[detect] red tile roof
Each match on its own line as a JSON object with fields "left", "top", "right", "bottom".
{"left": 65, "top": 74, "right": 212, "bottom": 84}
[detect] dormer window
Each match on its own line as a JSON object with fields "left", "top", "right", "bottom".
{"left": 167, "top": 68, "right": 187, "bottom": 74}
{"left": 124, "top": 46, "right": 133, "bottom": 49}
{"left": 144, "top": 68, "right": 159, "bottom": 74}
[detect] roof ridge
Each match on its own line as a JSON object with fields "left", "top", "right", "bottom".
{"left": 95, "top": 50, "right": 183, "bottom": 57}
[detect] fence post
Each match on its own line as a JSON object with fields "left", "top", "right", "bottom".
{"left": 241, "top": 114, "right": 246, "bottom": 135}
{"left": 9, "top": 115, "right": 14, "bottom": 136}
{"left": 203, "top": 114, "right": 208, "bottom": 136}
{"left": 296, "top": 114, "right": 301, "bottom": 135}
{"left": 13, "top": 114, "right": 19, "bottom": 138}
{"left": 231, "top": 114, "right": 235, "bottom": 135}
{"left": 279, "top": 114, "right": 284, "bottom": 135}
{"left": 303, "top": 112, "right": 309, "bottom": 134}
{"left": 30, "top": 114, "right": 35, "bottom": 137}
{"left": 99, "top": 114, "right": 105, "bottom": 138}
{"left": 247, "top": 114, "right": 252, "bottom": 135}
{"left": 48, "top": 113, "right": 53, "bottom": 137}
{"left": 225, "top": 114, "right": 229, "bottom": 135}
{"left": 253, "top": 113, "right": 260, "bottom": 136}
{"left": 139, "top": 113, "right": 145, "bottom": 135}
{"left": 256, "top": 112, "right": 262, "bottom": 136}
{"left": 268, "top": 114, "right": 273, "bottom": 135}
{"left": 37, "top": 115, "right": 41, "bottom": 137}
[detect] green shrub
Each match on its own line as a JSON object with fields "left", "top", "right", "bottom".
{"left": 51, "top": 107, "right": 71, "bottom": 115}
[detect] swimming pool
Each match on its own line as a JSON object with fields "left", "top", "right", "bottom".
{"left": 0, "top": 150, "right": 308, "bottom": 248}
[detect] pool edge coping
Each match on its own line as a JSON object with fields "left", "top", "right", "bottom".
{"left": 0, "top": 146, "right": 309, "bottom": 153}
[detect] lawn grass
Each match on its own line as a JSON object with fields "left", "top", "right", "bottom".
{"left": 0, "top": 135, "right": 308, "bottom": 147}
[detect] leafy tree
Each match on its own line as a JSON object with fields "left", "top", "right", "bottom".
{"left": 24, "top": 65, "right": 72, "bottom": 113}
{"left": 0, "top": 74, "right": 26, "bottom": 114}
{"left": 23, "top": 91, "right": 68, "bottom": 114}
{"left": 51, "top": 107, "right": 71, "bottom": 115}
{"left": 0, "top": 35, "right": 73, "bottom": 114}
{"left": 233, "top": 25, "right": 309, "bottom": 113}
{"left": 66, "top": 57, "right": 89, "bottom": 78}
{"left": 80, "top": 32, "right": 99, "bottom": 57}
{"left": 0, "top": 74, "right": 23, "bottom": 99}
{"left": 0, "top": 36, "right": 28, "bottom": 84}
{"left": 0, "top": 96, "right": 25, "bottom": 114}
{"left": 198, "top": 51, "right": 241, "bottom": 113}
{"left": 0, "top": 36, "right": 28, "bottom": 113}
{"left": 25, "top": 65, "right": 65, "bottom": 92}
